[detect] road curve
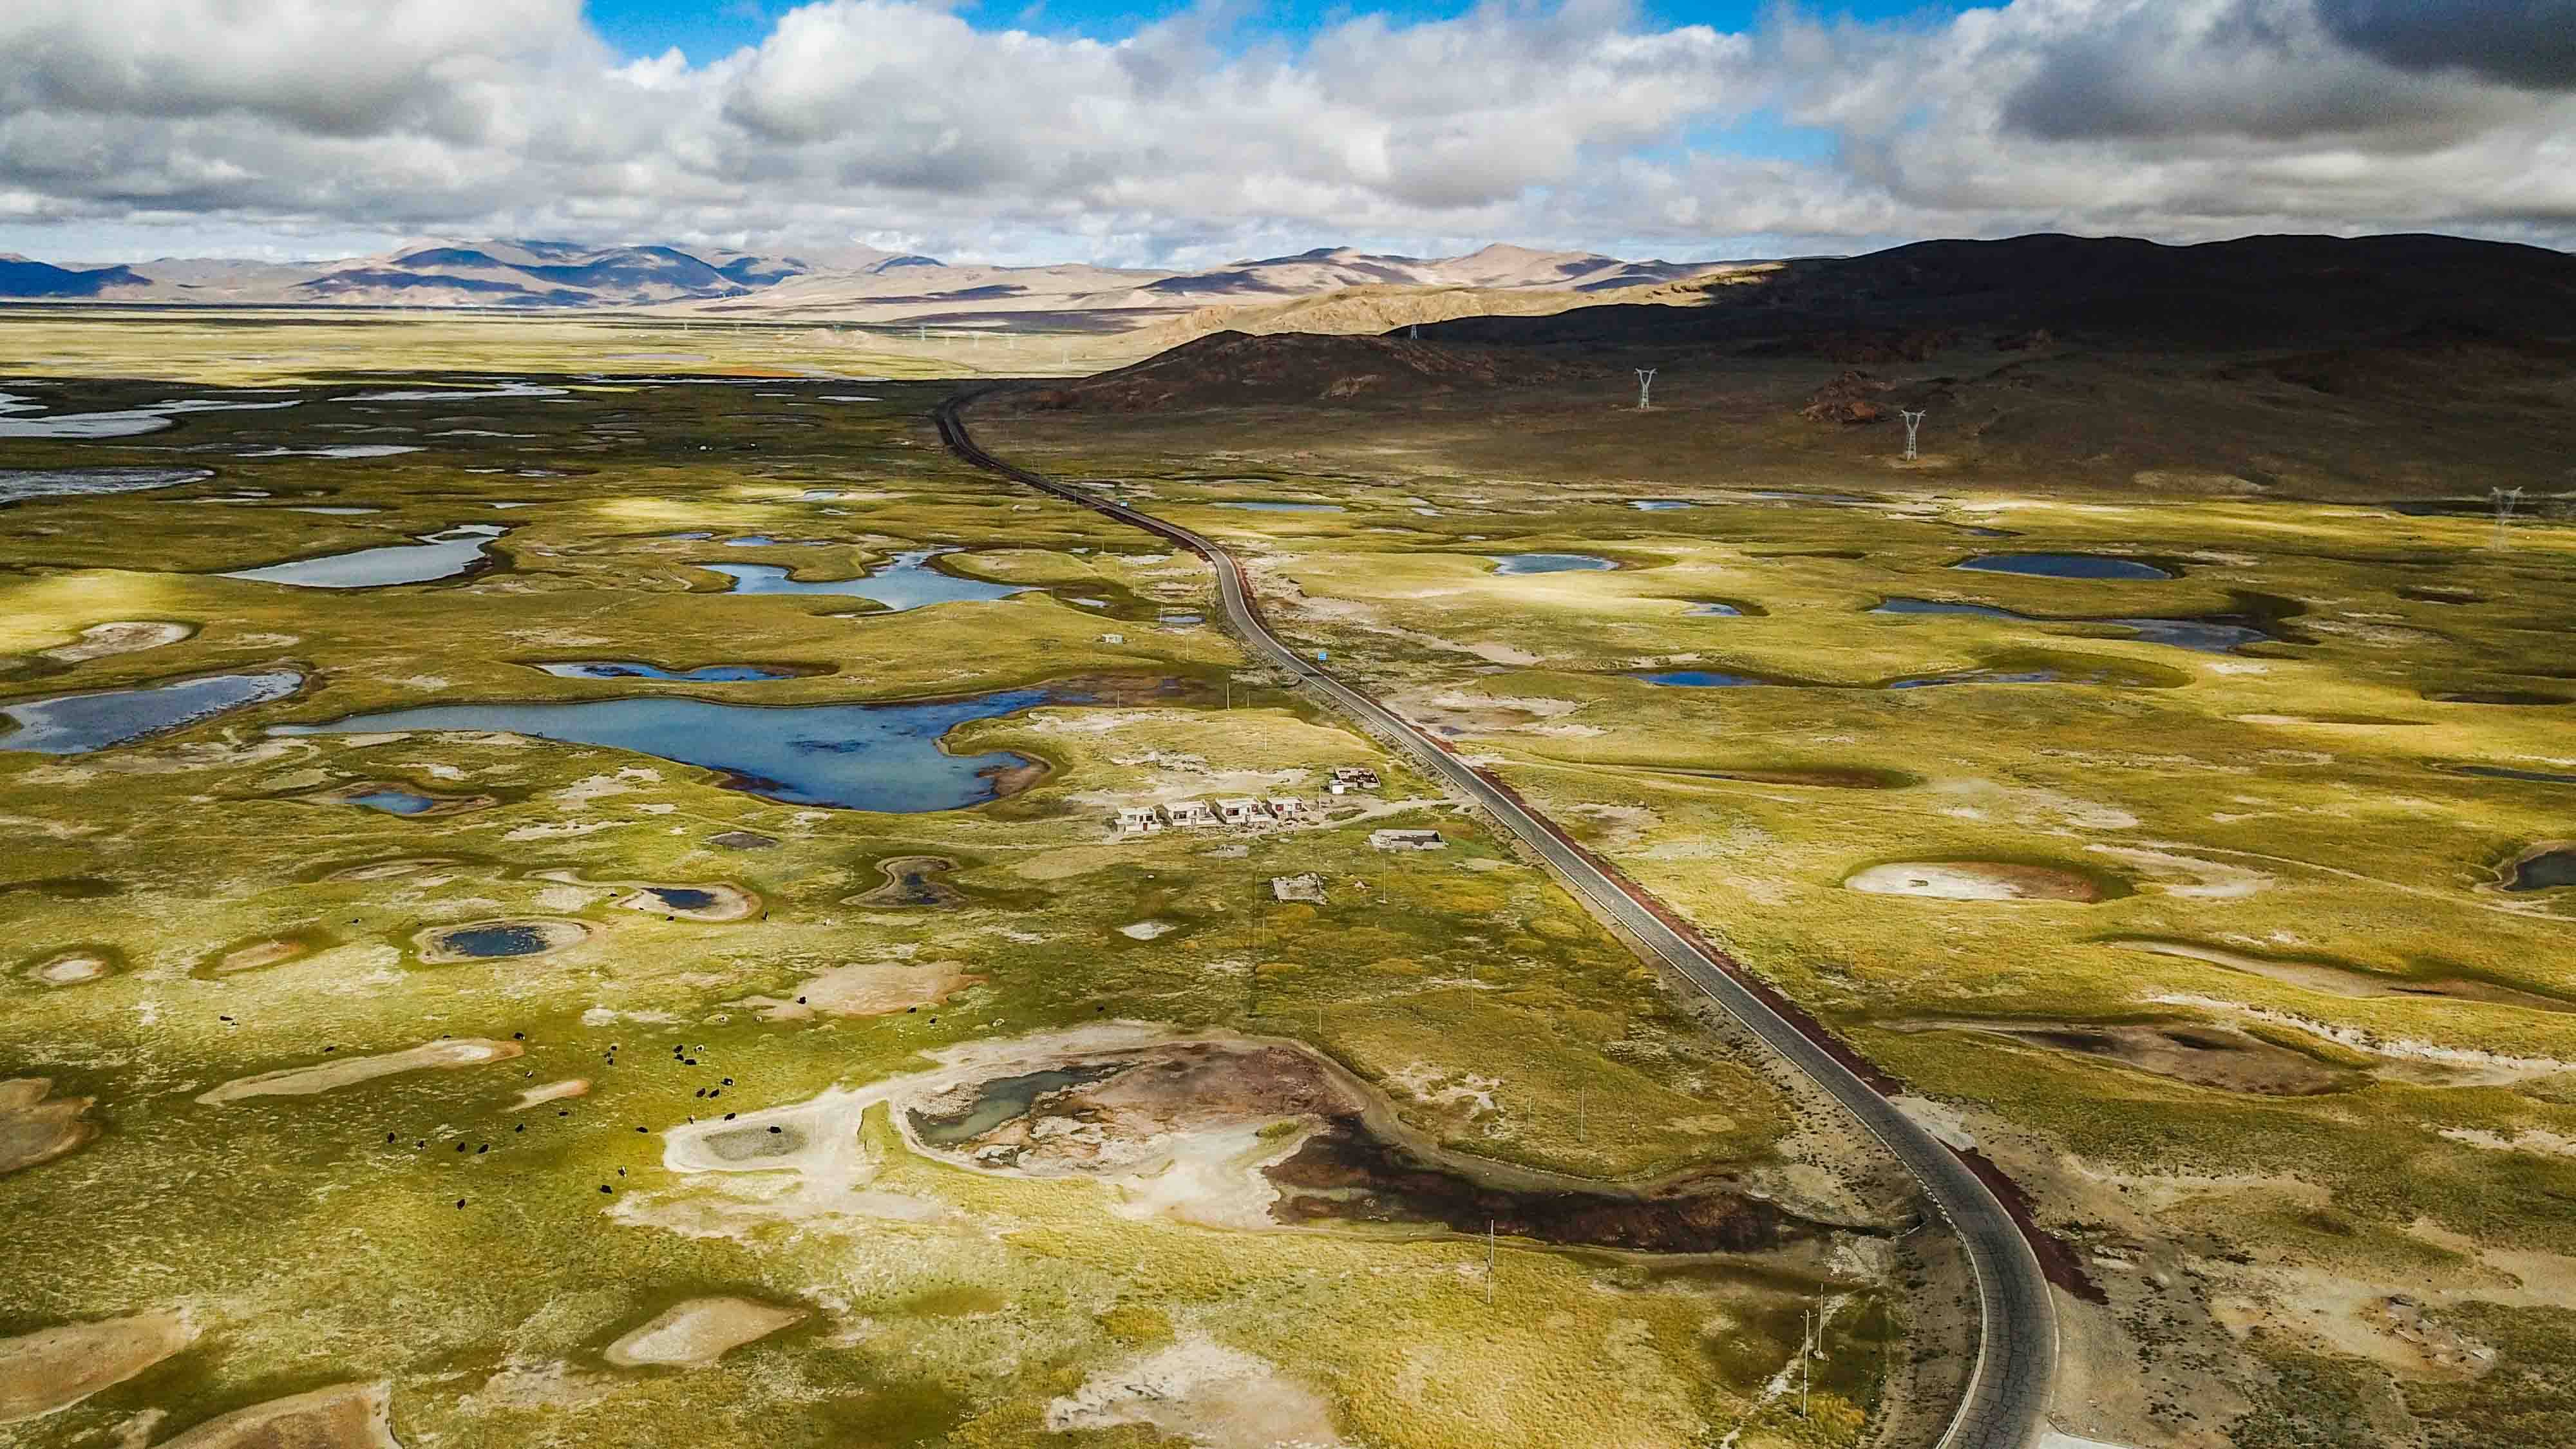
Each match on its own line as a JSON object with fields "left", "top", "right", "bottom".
{"left": 933, "top": 391, "right": 2058, "bottom": 1449}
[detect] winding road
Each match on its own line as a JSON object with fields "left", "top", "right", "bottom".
{"left": 933, "top": 392, "right": 2058, "bottom": 1449}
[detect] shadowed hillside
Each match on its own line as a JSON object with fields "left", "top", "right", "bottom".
{"left": 1420, "top": 232, "right": 2576, "bottom": 352}
{"left": 990, "top": 232, "right": 2576, "bottom": 501}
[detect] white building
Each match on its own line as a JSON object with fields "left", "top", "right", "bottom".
{"left": 1215, "top": 797, "right": 1260, "bottom": 826}
{"left": 1161, "top": 800, "right": 1217, "bottom": 828}
{"left": 1369, "top": 828, "right": 1446, "bottom": 851}
{"left": 1265, "top": 797, "right": 1305, "bottom": 820}
{"left": 1329, "top": 766, "right": 1381, "bottom": 795}
{"left": 1112, "top": 807, "right": 1162, "bottom": 834}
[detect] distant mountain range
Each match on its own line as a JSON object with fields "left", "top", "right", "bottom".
{"left": 0, "top": 238, "right": 1731, "bottom": 328}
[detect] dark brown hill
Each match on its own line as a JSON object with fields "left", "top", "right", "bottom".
{"left": 1016, "top": 329, "right": 1586, "bottom": 412}
{"left": 1421, "top": 232, "right": 2576, "bottom": 353}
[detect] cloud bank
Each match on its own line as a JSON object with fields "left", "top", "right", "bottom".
{"left": 0, "top": 0, "right": 2568, "bottom": 263}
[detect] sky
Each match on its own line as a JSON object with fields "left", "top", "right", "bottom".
{"left": 1, "top": 0, "right": 2570, "bottom": 268}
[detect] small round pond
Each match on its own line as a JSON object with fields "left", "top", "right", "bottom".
{"left": 1490, "top": 553, "right": 1618, "bottom": 575}
{"left": 419, "top": 918, "right": 590, "bottom": 962}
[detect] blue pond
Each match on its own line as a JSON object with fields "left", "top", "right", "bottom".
{"left": 2, "top": 672, "right": 303, "bottom": 753}
{"left": 1628, "top": 499, "right": 1695, "bottom": 511}
{"left": 224, "top": 524, "right": 506, "bottom": 587}
{"left": 1872, "top": 596, "right": 2287, "bottom": 654}
{"left": 644, "top": 886, "right": 719, "bottom": 910}
{"left": 442, "top": 925, "right": 551, "bottom": 958}
{"left": 347, "top": 788, "right": 440, "bottom": 815}
{"left": 701, "top": 548, "right": 1030, "bottom": 611}
{"left": 1686, "top": 602, "right": 1747, "bottom": 617}
{"left": 1953, "top": 552, "right": 2178, "bottom": 581}
{"left": 272, "top": 688, "right": 1063, "bottom": 811}
{"left": 1490, "top": 553, "right": 1617, "bottom": 575}
{"left": 535, "top": 661, "right": 800, "bottom": 682}
{"left": 1631, "top": 670, "right": 1783, "bottom": 688}
{"left": 1213, "top": 500, "right": 1344, "bottom": 514}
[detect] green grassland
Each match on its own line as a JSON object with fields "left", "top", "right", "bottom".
{"left": 986, "top": 400, "right": 2576, "bottom": 1448}
{"left": 0, "top": 341, "right": 1895, "bottom": 1448}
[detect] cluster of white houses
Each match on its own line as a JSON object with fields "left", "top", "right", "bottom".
{"left": 1112, "top": 795, "right": 1309, "bottom": 835}
{"left": 1111, "top": 765, "right": 1381, "bottom": 835}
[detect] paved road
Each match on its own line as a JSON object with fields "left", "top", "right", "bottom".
{"left": 934, "top": 392, "right": 2058, "bottom": 1449}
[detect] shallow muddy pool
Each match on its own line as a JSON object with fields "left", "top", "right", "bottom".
{"left": 1953, "top": 552, "right": 2179, "bottom": 581}
{"left": 0, "top": 466, "right": 214, "bottom": 504}
{"left": 2506, "top": 848, "right": 2576, "bottom": 892}
{"left": 1, "top": 671, "right": 303, "bottom": 753}
{"left": 0, "top": 390, "right": 300, "bottom": 439}
{"left": 701, "top": 548, "right": 1029, "bottom": 611}
{"left": 1627, "top": 499, "right": 1695, "bottom": 511}
{"left": 344, "top": 382, "right": 566, "bottom": 402}
{"left": 533, "top": 661, "right": 804, "bottom": 682}
{"left": 2438, "top": 762, "right": 2576, "bottom": 785}
{"left": 1490, "top": 553, "right": 1616, "bottom": 575}
{"left": 239, "top": 444, "right": 421, "bottom": 459}
{"left": 1879, "top": 594, "right": 2298, "bottom": 654}
{"left": 272, "top": 685, "right": 1077, "bottom": 811}
{"left": 223, "top": 524, "right": 507, "bottom": 588}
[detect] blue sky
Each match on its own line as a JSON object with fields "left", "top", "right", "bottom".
{"left": 6, "top": 0, "right": 2567, "bottom": 267}
{"left": 585, "top": 0, "right": 1962, "bottom": 59}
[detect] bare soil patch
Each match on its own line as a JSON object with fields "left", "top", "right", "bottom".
{"left": 198, "top": 1039, "right": 523, "bottom": 1105}
{"left": 155, "top": 1381, "right": 401, "bottom": 1449}
{"left": 27, "top": 949, "right": 115, "bottom": 985}
{"left": 36, "top": 620, "right": 196, "bottom": 663}
{"left": 735, "top": 959, "right": 979, "bottom": 1021}
{"left": 603, "top": 1297, "right": 806, "bottom": 1368}
{"left": 1045, "top": 1337, "right": 1345, "bottom": 1447}
{"left": 0, "top": 1077, "right": 98, "bottom": 1176}
{"left": 0, "top": 1312, "right": 192, "bottom": 1424}
{"left": 1899, "top": 1019, "right": 2360, "bottom": 1095}
{"left": 1845, "top": 860, "right": 2105, "bottom": 902}
{"left": 2108, "top": 938, "right": 2575, "bottom": 1013}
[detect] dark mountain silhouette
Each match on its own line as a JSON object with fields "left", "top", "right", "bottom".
{"left": 0, "top": 254, "right": 147, "bottom": 298}
{"left": 1419, "top": 232, "right": 2576, "bottom": 352}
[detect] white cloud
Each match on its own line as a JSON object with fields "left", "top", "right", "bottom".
{"left": 0, "top": 0, "right": 2566, "bottom": 265}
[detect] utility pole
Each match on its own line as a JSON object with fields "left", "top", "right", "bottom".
{"left": 1486, "top": 1219, "right": 1495, "bottom": 1306}
{"left": 1634, "top": 368, "right": 1656, "bottom": 411}
{"left": 2493, "top": 486, "right": 2525, "bottom": 547}
{"left": 1801, "top": 1308, "right": 1812, "bottom": 1417}
{"left": 1900, "top": 408, "right": 1927, "bottom": 462}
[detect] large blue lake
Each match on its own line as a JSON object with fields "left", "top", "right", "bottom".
{"left": 271, "top": 688, "right": 1063, "bottom": 811}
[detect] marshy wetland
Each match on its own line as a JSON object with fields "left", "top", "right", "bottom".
{"left": 989, "top": 390, "right": 2576, "bottom": 1449}
{"left": 0, "top": 319, "right": 1913, "bottom": 1449}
